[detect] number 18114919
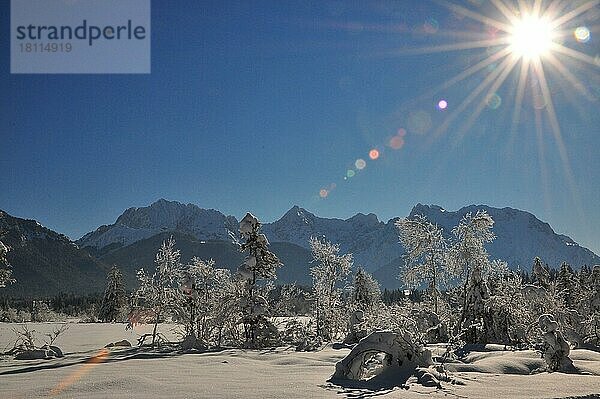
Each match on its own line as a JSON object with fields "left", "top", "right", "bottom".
{"left": 19, "top": 43, "right": 72, "bottom": 53}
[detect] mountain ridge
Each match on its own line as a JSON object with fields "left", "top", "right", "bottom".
{"left": 77, "top": 199, "right": 600, "bottom": 274}
{"left": 0, "top": 210, "right": 109, "bottom": 296}
{"left": 1, "top": 200, "right": 599, "bottom": 295}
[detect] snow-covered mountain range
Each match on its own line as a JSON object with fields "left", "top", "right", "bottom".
{"left": 78, "top": 199, "right": 238, "bottom": 251}
{"left": 78, "top": 199, "right": 600, "bottom": 275}
{"left": 407, "top": 204, "right": 597, "bottom": 270}
{"left": 1, "top": 200, "right": 598, "bottom": 295}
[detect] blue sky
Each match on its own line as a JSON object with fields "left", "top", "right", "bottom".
{"left": 1, "top": 1, "right": 599, "bottom": 256}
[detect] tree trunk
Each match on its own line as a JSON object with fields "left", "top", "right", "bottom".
{"left": 152, "top": 309, "right": 160, "bottom": 347}
{"left": 430, "top": 251, "right": 438, "bottom": 314}
{"left": 457, "top": 263, "right": 470, "bottom": 335}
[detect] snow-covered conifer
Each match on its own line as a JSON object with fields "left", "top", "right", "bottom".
{"left": 555, "top": 262, "right": 576, "bottom": 309}
{"left": 460, "top": 265, "right": 490, "bottom": 343}
{"left": 351, "top": 268, "right": 381, "bottom": 311}
{"left": 98, "top": 266, "right": 127, "bottom": 322}
{"left": 532, "top": 257, "right": 550, "bottom": 287}
{"left": 237, "top": 213, "right": 282, "bottom": 348}
{"left": 396, "top": 215, "right": 448, "bottom": 313}
{"left": 309, "top": 236, "right": 353, "bottom": 340}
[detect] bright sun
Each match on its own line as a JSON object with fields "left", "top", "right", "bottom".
{"left": 509, "top": 15, "right": 554, "bottom": 59}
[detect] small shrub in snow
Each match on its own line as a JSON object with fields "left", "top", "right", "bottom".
{"left": 280, "top": 318, "right": 322, "bottom": 351}
{"left": 5, "top": 323, "right": 68, "bottom": 360}
{"left": 343, "top": 269, "right": 382, "bottom": 344}
{"left": 0, "top": 307, "right": 30, "bottom": 323}
{"left": 31, "top": 301, "right": 65, "bottom": 322}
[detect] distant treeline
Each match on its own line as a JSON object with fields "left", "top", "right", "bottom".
{"left": 0, "top": 285, "right": 423, "bottom": 318}
{"left": 0, "top": 292, "right": 102, "bottom": 317}
{"left": 0, "top": 262, "right": 592, "bottom": 321}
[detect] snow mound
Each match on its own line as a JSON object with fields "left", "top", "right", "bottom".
{"left": 445, "top": 348, "right": 600, "bottom": 376}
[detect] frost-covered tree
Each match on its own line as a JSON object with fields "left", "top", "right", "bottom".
{"left": 272, "top": 283, "right": 309, "bottom": 316}
{"left": 98, "top": 266, "right": 127, "bottom": 322}
{"left": 581, "top": 265, "right": 600, "bottom": 346}
{"left": 0, "top": 240, "right": 15, "bottom": 288}
{"left": 447, "top": 211, "right": 497, "bottom": 341}
{"left": 237, "top": 213, "right": 282, "bottom": 348}
{"left": 309, "top": 236, "right": 353, "bottom": 340}
{"left": 447, "top": 210, "right": 495, "bottom": 279}
{"left": 341, "top": 268, "right": 382, "bottom": 344}
{"left": 396, "top": 215, "right": 448, "bottom": 313}
{"left": 351, "top": 268, "right": 381, "bottom": 311}
{"left": 176, "top": 257, "right": 238, "bottom": 347}
{"left": 133, "top": 236, "right": 181, "bottom": 346}
{"left": 486, "top": 272, "right": 531, "bottom": 345}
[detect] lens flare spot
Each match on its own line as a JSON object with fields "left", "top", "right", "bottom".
{"left": 397, "top": 128, "right": 407, "bottom": 136}
{"left": 486, "top": 93, "right": 502, "bottom": 110}
{"left": 369, "top": 149, "right": 380, "bottom": 160}
{"left": 355, "top": 158, "right": 366, "bottom": 170}
{"left": 437, "top": 99, "right": 448, "bottom": 110}
{"left": 389, "top": 135, "right": 405, "bottom": 150}
{"left": 319, "top": 189, "right": 328, "bottom": 198}
{"left": 574, "top": 26, "right": 590, "bottom": 43}
{"left": 346, "top": 169, "right": 355, "bottom": 178}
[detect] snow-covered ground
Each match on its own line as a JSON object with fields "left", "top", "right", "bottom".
{"left": 1, "top": 323, "right": 599, "bottom": 398}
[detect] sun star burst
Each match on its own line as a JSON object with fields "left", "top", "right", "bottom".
{"left": 509, "top": 14, "right": 554, "bottom": 59}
